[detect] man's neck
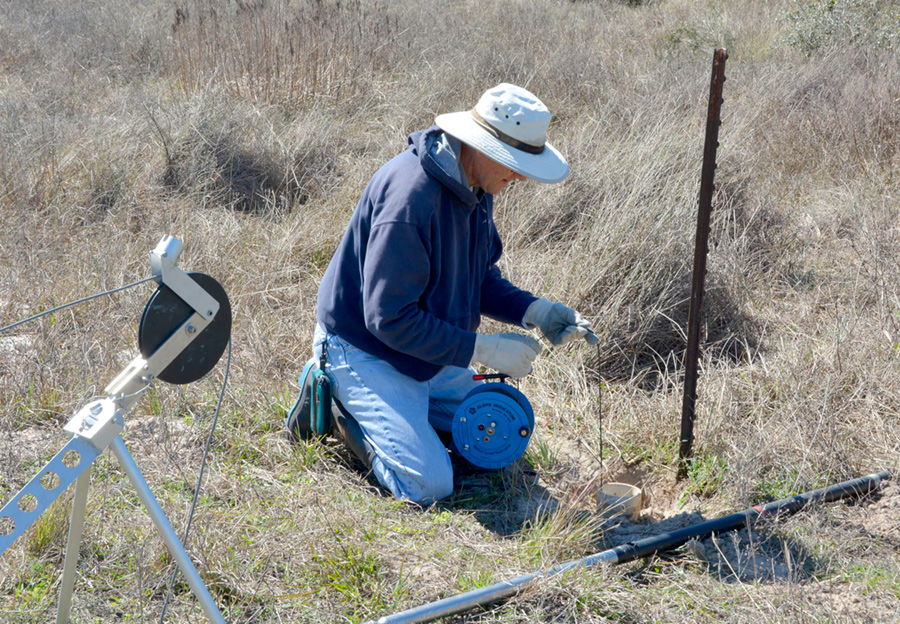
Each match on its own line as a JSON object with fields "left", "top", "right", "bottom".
{"left": 458, "top": 143, "right": 480, "bottom": 191}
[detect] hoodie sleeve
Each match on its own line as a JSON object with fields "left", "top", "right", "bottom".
{"left": 480, "top": 266, "right": 538, "bottom": 326}
{"left": 478, "top": 217, "right": 538, "bottom": 326}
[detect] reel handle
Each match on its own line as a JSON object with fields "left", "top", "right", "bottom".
{"left": 472, "top": 373, "right": 510, "bottom": 382}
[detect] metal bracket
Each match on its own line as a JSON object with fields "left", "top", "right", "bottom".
{"left": 150, "top": 235, "right": 219, "bottom": 322}
{"left": 63, "top": 398, "right": 125, "bottom": 452}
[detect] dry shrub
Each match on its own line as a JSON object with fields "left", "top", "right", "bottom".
{"left": 156, "top": 91, "right": 346, "bottom": 215}
{"left": 751, "top": 50, "right": 900, "bottom": 185}
{"left": 164, "top": 0, "right": 400, "bottom": 111}
{"left": 780, "top": 0, "right": 900, "bottom": 52}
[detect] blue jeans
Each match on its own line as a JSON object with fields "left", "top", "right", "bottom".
{"left": 313, "top": 326, "right": 481, "bottom": 504}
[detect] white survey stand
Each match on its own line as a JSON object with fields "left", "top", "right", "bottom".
{"left": 0, "top": 235, "right": 227, "bottom": 623}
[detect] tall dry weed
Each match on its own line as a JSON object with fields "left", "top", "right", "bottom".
{"left": 164, "top": 0, "right": 400, "bottom": 111}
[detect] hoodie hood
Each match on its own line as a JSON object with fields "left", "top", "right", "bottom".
{"left": 409, "top": 126, "right": 479, "bottom": 207}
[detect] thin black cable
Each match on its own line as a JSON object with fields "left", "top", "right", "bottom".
{"left": 597, "top": 341, "right": 603, "bottom": 486}
{"left": 159, "top": 338, "right": 232, "bottom": 623}
{"left": 0, "top": 276, "right": 157, "bottom": 335}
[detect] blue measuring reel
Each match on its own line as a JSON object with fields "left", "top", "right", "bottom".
{"left": 450, "top": 375, "right": 535, "bottom": 470}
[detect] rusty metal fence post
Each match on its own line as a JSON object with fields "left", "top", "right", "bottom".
{"left": 679, "top": 48, "right": 728, "bottom": 476}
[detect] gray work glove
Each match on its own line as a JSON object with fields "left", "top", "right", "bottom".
{"left": 523, "top": 297, "right": 599, "bottom": 346}
{"left": 470, "top": 333, "right": 542, "bottom": 378}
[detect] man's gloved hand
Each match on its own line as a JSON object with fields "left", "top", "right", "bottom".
{"left": 470, "top": 333, "right": 542, "bottom": 378}
{"left": 523, "top": 298, "right": 599, "bottom": 346}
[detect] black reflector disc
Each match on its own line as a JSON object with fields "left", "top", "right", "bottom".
{"left": 138, "top": 272, "right": 231, "bottom": 385}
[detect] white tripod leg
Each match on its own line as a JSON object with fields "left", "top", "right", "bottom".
{"left": 110, "top": 437, "right": 226, "bottom": 624}
{"left": 56, "top": 469, "right": 91, "bottom": 624}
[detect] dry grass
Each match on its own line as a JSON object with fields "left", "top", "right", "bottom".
{"left": 2, "top": 0, "right": 900, "bottom": 622}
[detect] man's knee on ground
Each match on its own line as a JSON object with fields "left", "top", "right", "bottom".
{"left": 404, "top": 480, "right": 454, "bottom": 506}
{"left": 380, "top": 460, "right": 454, "bottom": 505}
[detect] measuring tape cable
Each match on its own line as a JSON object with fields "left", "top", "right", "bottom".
{"left": 0, "top": 276, "right": 157, "bottom": 335}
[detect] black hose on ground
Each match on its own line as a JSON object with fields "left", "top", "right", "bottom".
{"left": 365, "top": 470, "right": 891, "bottom": 624}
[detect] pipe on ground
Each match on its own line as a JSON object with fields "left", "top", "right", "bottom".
{"left": 364, "top": 470, "right": 891, "bottom": 624}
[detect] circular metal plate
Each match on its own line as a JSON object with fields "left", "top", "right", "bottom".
{"left": 451, "top": 384, "right": 534, "bottom": 470}
{"left": 138, "top": 272, "right": 231, "bottom": 385}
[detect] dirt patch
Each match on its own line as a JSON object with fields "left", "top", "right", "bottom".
{"left": 860, "top": 483, "right": 900, "bottom": 539}
{"left": 126, "top": 415, "right": 203, "bottom": 457}
{"left": 123, "top": 415, "right": 207, "bottom": 483}
{"left": 549, "top": 435, "right": 694, "bottom": 522}
{"left": 804, "top": 583, "right": 897, "bottom": 622}
{"left": 0, "top": 334, "right": 37, "bottom": 377}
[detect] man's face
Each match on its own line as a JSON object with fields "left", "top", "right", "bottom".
{"left": 469, "top": 149, "right": 527, "bottom": 195}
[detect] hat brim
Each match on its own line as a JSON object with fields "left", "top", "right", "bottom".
{"left": 435, "top": 111, "right": 569, "bottom": 184}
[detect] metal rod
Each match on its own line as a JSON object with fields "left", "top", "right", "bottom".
{"left": 110, "top": 438, "right": 226, "bottom": 624}
{"left": 56, "top": 470, "right": 91, "bottom": 624}
{"left": 364, "top": 470, "right": 890, "bottom": 624}
{"left": 679, "top": 48, "right": 728, "bottom": 473}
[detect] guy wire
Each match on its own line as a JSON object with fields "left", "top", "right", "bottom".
{"left": 0, "top": 276, "right": 156, "bottom": 335}
{"left": 597, "top": 341, "right": 603, "bottom": 487}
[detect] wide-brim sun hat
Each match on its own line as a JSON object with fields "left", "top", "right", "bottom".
{"left": 435, "top": 83, "right": 569, "bottom": 184}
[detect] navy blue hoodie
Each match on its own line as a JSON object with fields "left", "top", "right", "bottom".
{"left": 316, "top": 127, "right": 537, "bottom": 381}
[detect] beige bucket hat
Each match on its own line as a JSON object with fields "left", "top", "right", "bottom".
{"left": 435, "top": 83, "right": 569, "bottom": 184}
